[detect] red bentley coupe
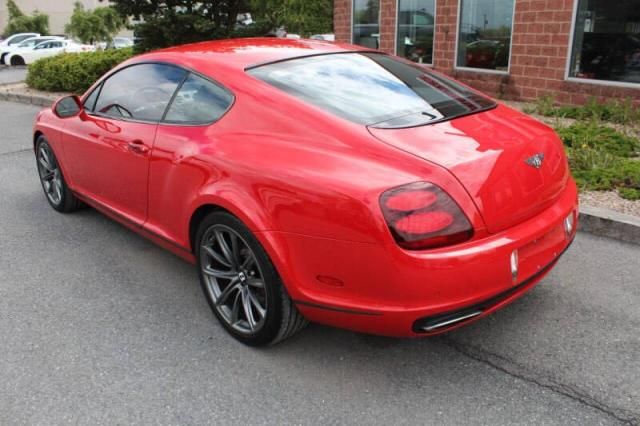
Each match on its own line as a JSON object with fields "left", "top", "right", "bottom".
{"left": 34, "top": 38, "right": 577, "bottom": 346}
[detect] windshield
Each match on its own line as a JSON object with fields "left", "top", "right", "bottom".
{"left": 18, "top": 38, "right": 46, "bottom": 48}
{"left": 248, "top": 53, "right": 496, "bottom": 128}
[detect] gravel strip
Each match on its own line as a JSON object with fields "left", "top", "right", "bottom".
{"left": 580, "top": 191, "right": 640, "bottom": 218}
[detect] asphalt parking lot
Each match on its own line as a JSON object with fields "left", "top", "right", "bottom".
{"left": 0, "top": 66, "right": 27, "bottom": 84}
{"left": 0, "top": 100, "right": 639, "bottom": 425}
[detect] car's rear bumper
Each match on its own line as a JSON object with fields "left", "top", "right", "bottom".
{"left": 260, "top": 179, "right": 579, "bottom": 337}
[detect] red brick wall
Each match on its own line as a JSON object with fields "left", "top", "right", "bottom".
{"left": 334, "top": 0, "right": 640, "bottom": 105}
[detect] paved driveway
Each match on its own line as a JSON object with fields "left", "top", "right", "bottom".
{"left": 0, "top": 101, "right": 638, "bottom": 425}
{"left": 0, "top": 66, "right": 27, "bottom": 84}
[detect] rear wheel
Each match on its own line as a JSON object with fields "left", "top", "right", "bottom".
{"left": 36, "top": 136, "right": 81, "bottom": 213}
{"left": 195, "top": 212, "right": 307, "bottom": 346}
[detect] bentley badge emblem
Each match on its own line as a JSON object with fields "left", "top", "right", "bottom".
{"left": 525, "top": 153, "right": 545, "bottom": 169}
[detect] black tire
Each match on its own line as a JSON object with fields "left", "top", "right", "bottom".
{"left": 195, "top": 211, "right": 307, "bottom": 346}
{"left": 10, "top": 55, "right": 24, "bottom": 66}
{"left": 35, "top": 136, "right": 82, "bottom": 213}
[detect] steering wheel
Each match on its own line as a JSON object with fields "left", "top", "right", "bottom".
{"left": 99, "top": 103, "right": 133, "bottom": 118}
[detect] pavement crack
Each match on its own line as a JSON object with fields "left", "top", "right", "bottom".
{"left": 0, "top": 148, "right": 31, "bottom": 157}
{"left": 441, "top": 337, "right": 639, "bottom": 425}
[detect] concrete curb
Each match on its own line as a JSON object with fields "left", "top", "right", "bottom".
{"left": 579, "top": 205, "right": 640, "bottom": 245}
{"left": 0, "top": 90, "right": 53, "bottom": 107}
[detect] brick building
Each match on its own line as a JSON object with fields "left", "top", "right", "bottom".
{"left": 334, "top": 0, "right": 640, "bottom": 104}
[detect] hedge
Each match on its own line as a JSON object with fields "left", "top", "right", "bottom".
{"left": 26, "top": 48, "right": 134, "bottom": 94}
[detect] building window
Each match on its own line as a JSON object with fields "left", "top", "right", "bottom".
{"left": 396, "top": 0, "right": 436, "bottom": 64}
{"left": 456, "top": 0, "right": 515, "bottom": 71}
{"left": 569, "top": 0, "right": 640, "bottom": 84}
{"left": 353, "top": 0, "right": 380, "bottom": 48}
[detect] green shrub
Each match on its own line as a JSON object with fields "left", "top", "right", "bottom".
{"left": 568, "top": 151, "right": 640, "bottom": 199}
{"left": 555, "top": 121, "right": 640, "bottom": 200}
{"left": 557, "top": 122, "right": 640, "bottom": 158}
{"left": 529, "top": 95, "right": 640, "bottom": 126}
{"left": 26, "top": 48, "right": 134, "bottom": 94}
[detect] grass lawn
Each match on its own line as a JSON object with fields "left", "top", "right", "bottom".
{"left": 524, "top": 97, "right": 640, "bottom": 201}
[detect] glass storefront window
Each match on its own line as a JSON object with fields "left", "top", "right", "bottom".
{"left": 456, "top": 0, "right": 515, "bottom": 71}
{"left": 569, "top": 0, "right": 640, "bottom": 84}
{"left": 396, "top": 0, "right": 436, "bottom": 64}
{"left": 353, "top": 0, "right": 380, "bottom": 49}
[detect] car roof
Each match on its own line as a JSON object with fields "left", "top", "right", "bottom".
{"left": 141, "top": 37, "right": 371, "bottom": 71}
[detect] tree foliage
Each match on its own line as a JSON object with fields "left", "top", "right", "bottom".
{"left": 64, "top": 2, "right": 125, "bottom": 44}
{"left": 250, "top": 0, "right": 333, "bottom": 36}
{"left": 3, "top": 0, "right": 49, "bottom": 37}
{"left": 111, "top": 0, "right": 254, "bottom": 51}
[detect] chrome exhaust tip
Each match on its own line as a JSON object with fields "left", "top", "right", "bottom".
{"left": 420, "top": 310, "right": 483, "bottom": 332}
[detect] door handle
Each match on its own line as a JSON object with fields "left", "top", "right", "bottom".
{"left": 128, "top": 140, "right": 149, "bottom": 154}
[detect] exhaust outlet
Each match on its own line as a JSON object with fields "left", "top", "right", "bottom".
{"left": 420, "top": 310, "right": 483, "bottom": 332}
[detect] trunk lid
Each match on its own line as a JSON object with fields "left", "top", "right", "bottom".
{"left": 368, "top": 105, "right": 570, "bottom": 234}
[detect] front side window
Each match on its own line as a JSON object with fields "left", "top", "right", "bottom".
{"left": 83, "top": 84, "right": 101, "bottom": 112}
{"left": 164, "top": 73, "right": 233, "bottom": 124}
{"left": 396, "top": 0, "right": 436, "bottom": 64}
{"left": 569, "top": 0, "right": 640, "bottom": 84}
{"left": 94, "top": 64, "right": 186, "bottom": 122}
{"left": 249, "top": 53, "right": 495, "bottom": 128}
{"left": 353, "top": 0, "right": 380, "bottom": 48}
{"left": 456, "top": 0, "right": 515, "bottom": 71}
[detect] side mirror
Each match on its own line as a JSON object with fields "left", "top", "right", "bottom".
{"left": 53, "top": 95, "right": 82, "bottom": 118}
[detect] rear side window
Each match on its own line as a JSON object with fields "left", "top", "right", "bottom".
{"left": 248, "top": 53, "right": 496, "bottom": 128}
{"left": 163, "top": 73, "right": 233, "bottom": 124}
{"left": 94, "top": 63, "right": 186, "bottom": 122}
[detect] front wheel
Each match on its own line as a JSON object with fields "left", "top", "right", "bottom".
{"left": 10, "top": 55, "right": 24, "bottom": 66}
{"left": 36, "top": 136, "right": 81, "bottom": 213}
{"left": 195, "top": 212, "right": 307, "bottom": 346}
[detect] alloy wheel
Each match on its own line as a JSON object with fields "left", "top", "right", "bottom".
{"left": 37, "top": 143, "right": 63, "bottom": 206}
{"left": 200, "top": 225, "right": 268, "bottom": 335}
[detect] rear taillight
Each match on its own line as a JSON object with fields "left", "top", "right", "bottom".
{"left": 380, "top": 182, "right": 473, "bottom": 250}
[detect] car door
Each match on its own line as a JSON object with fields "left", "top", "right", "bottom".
{"left": 61, "top": 63, "right": 187, "bottom": 225}
{"left": 145, "top": 72, "right": 234, "bottom": 246}
{"left": 25, "top": 41, "right": 52, "bottom": 63}
{"left": 31, "top": 40, "right": 64, "bottom": 62}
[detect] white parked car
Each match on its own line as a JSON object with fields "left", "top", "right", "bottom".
{"left": 0, "top": 33, "right": 40, "bottom": 49}
{"left": 0, "top": 36, "right": 63, "bottom": 65}
{"left": 310, "top": 34, "right": 336, "bottom": 42}
{"left": 109, "top": 37, "right": 134, "bottom": 49}
{"left": 6, "top": 39, "right": 94, "bottom": 66}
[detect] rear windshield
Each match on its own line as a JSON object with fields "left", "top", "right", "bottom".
{"left": 248, "top": 53, "right": 496, "bottom": 129}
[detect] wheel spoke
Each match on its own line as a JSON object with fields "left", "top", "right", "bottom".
{"left": 246, "top": 278, "right": 264, "bottom": 289}
{"left": 39, "top": 156, "right": 52, "bottom": 172}
{"left": 230, "top": 291, "right": 242, "bottom": 325}
{"left": 202, "top": 244, "right": 231, "bottom": 268}
{"left": 241, "top": 288, "right": 256, "bottom": 331}
{"left": 247, "top": 290, "right": 266, "bottom": 319}
{"left": 241, "top": 255, "right": 255, "bottom": 271}
{"left": 203, "top": 266, "right": 236, "bottom": 280}
{"left": 53, "top": 180, "right": 62, "bottom": 202}
{"left": 215, "top": 280, "right": 241, "bottom": 306}
{"left": 215, "top": 230, "right": 235, "bottom": 267}
{"left": 230, "top": 232, "right": 240, "bottom": 266}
